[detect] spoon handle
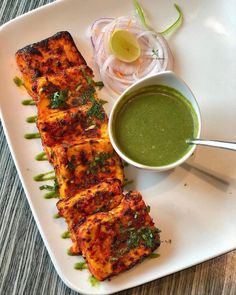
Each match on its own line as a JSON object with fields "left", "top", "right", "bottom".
{"left": 187, "top": 139, "right": 236, "bottom": 151}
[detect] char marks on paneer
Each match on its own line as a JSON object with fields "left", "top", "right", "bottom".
{"left": 15, "top": 31, "right": 160, "bottom": 280}
{"left": 16, "top": 31, "right": 86, "bottom": 99}
{"left": 77, "top": 192, "right": 160, "bottom": 280}
{"left": 57, "top": 179, "right": 123, "bottom": 254}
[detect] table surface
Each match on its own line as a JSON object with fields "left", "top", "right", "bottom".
{"left": 0, "top": 1, "right": 235, "bottom": 294}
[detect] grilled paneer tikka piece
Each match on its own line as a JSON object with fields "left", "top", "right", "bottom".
{"left": 52, "top": 139, "right": 124, "bottom": 198}
{"left": 16, "top": 31, "right": 86, "bottom": 99}
{"left": 57, "top": 179, "right": 123, "bottom": 254}
{"left": 15, "top": 31, "right": 160, "bottom": 280}
{"left": 77, "top": 192, "right": 160, "bottom": 280}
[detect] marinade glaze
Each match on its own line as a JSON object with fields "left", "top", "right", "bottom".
{"left": 16, "top": 31, "right": 160, "bottom": 281}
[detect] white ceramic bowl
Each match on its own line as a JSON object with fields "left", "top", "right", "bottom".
{"left": 108, "top": 71, "right": 202, "bottom": 171}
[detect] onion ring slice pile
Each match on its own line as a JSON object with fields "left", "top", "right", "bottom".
{"left": 89, "top": 16, "right": 174, "bottom": 96}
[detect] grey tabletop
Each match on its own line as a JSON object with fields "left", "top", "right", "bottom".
{"left": 0, "top": 1, "right": 236, "bottom": 295}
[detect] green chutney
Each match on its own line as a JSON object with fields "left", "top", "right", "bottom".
{"left": 114, "top": 85, "right": 198, "bottom": 167}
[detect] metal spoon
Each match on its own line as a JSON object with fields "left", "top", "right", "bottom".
{"left": 187, "top": 139, "right": 236, "bottom": 151}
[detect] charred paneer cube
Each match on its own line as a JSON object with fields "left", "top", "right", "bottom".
{"left": 57, "top": 179, "right": 123, "bottom": 254}
{"left": 35, "top": 65, "right": 94, "bottom": 109}
{"left": 36, "top": 67, "right": 108, "bottom": 149}
{"left": 53, "top": 139, "right": 124, "bottom": 198}
{"left": 37, "top": 106, "right": 108, "bottom": 150}
{"left": 15, "top": 31, "right": 86, "bottom": 99}
{"left": 76, "top": 191, "right": 160, "bottom": 281}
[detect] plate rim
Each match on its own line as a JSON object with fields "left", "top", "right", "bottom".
{"left": 0, "top": 0, "right": 235, "bottom": 294}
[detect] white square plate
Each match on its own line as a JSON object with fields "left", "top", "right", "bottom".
{"left": 0, "top": 0, "right": 236, "bottom": 294}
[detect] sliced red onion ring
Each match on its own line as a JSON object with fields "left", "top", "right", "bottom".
{"left": 88, "top": 16, "right": 174, "bottom": 97}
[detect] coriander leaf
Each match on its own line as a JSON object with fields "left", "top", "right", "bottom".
{"left": 87, "top": 152, "right": 112, "bottom": 175}
{"left": 49, "top": 90, "right": 68, "bottom": 109}
{"left": 122, "top": 179, "right": 134, "bottom": 188}
{"left": 127, "top": 231, "right": 140, "bottom": 249}
{"left": 81, "top": 68, "right": 93, "bottom": 84}
{"left": 53, "top": 179, "right": 59, "bottom": 193}
{"left": 141, "top": 228, "right": 156, "bottom": 248}
{"left": 95, "top": 81, "right": 104, "bottom": 90}
{"left": 99, "top": 99, "right": 108, "bottom": 105}
{"left": 82, "top": 86, "right": 95, "bottom": 101}
{"left": 87, "top": 98, "right": 105, "bottom": 120}
{"left": 67, "top": 155, "right": 76, "bottom": 171}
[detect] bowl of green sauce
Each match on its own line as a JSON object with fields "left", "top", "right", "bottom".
{"left": 109, "top": 71, "right": 201, "bottom": 171}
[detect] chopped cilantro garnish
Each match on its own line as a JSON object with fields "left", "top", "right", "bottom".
{"left": 140, "top": 227, "right": 156, "bottom": 248}
{"left": 113, "top": 226, "right": 159, "bottom": 258}
{"left": 81, "top": 68, "right": 93, "bottom": 84}
{"left": 97, "top": 152, "right": 112, "bottom": 163}
{"left": 77, "top": 85, "right": 105, "bottom": 120}
{"left": 67, "top": 155, "right": 76, "bottom": 171}
{"left": 87, "top": 152, "right": 112, "bottom": 175}
{"left": 98, "top": 99, "right": 108, "bottom": 105}
{"left": 82, "top": 86, "right": 96, "bottom": 100}
{"left": 118, "top": 221, "right": 126, "bottom": 234}
{"left": 123, "top": 161, "right": 129, "bottom": 167}
{"left": 53, "top": 179, "right": 59, "bottom": 193}
{"left": 127, "top": 230, "right": 140, "bottom": 249}
{"left": 87, "top": 97, "right": 105, "bottom": 120}
{"left": 95, "top": 81, "right": 104, "bottom": 90}
{"left": 122, "top": 179, "right": 134, "bottom": 188}
{"left": 49, "top": 90, "right": 68, "bottom": 109}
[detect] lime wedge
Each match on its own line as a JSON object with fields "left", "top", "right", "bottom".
{"left": 109, "top": 29, "right": 141, "bottom": 63}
